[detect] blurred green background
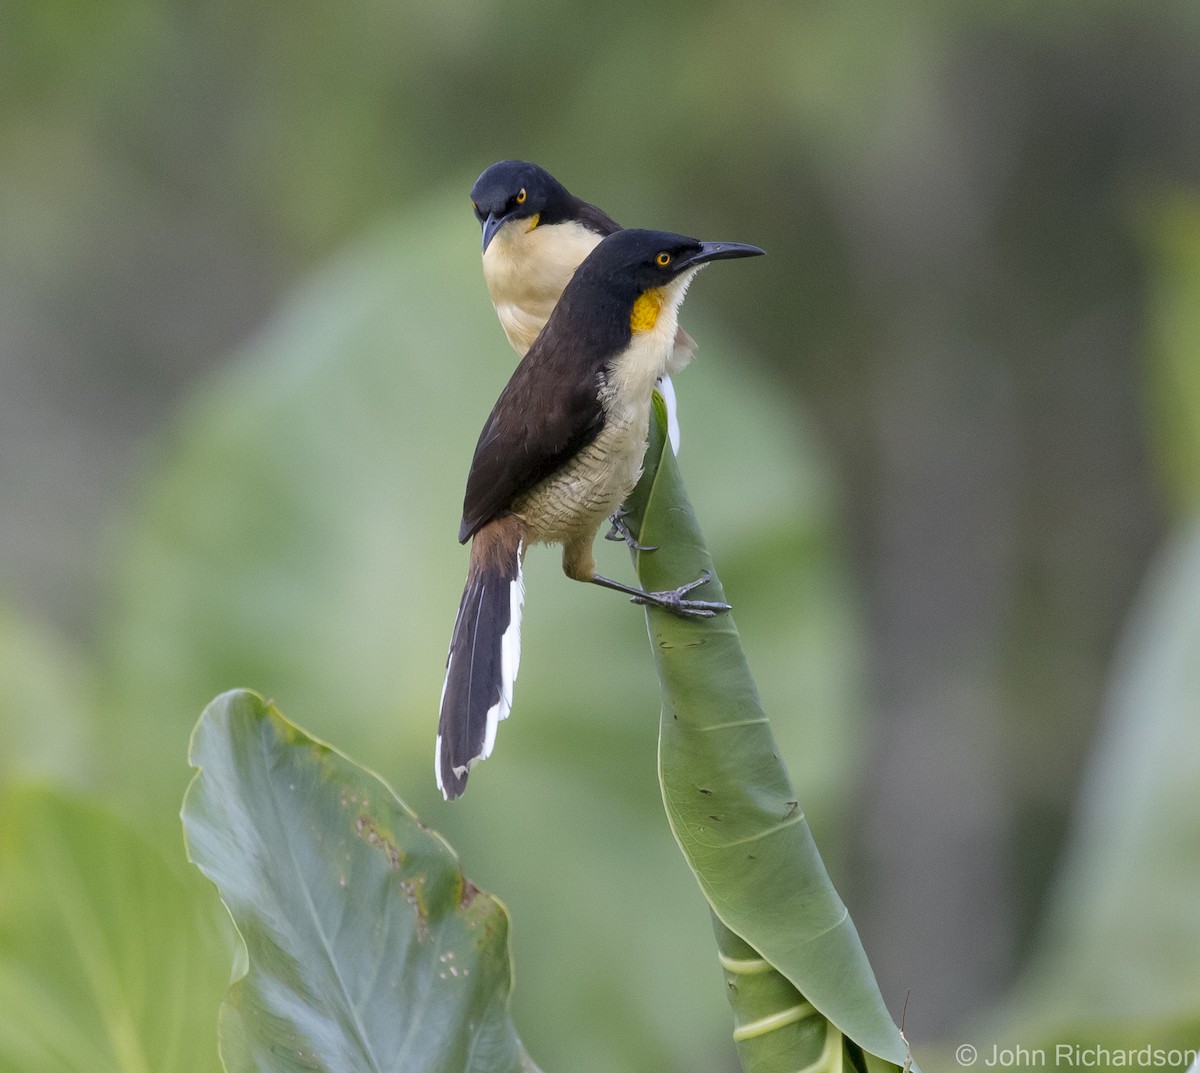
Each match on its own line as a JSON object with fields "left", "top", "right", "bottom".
{"left": 3, "top": 1, "right": 1200, "bottom": 1070}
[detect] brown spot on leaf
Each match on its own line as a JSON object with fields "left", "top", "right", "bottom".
{"left": 354, "top": 811, "right": 427, "bottom": 939}
{"left": 354, "top": 814, "right": 404, "bottom": 870}
{"left": 399, "top": 876, "right": 430, "bottom": 939}
{"left": 460, "top": 879, "right": 480, "bottom": 909}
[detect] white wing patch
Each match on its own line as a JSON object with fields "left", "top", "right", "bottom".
{"left": 435, "top": 733, "right": 448, "bottom": 796}
{"left": 481, "top": 551, "right": 525, "bottom": 761}
{"left": 657, "top": 375, "right": 681, "bottom": 454}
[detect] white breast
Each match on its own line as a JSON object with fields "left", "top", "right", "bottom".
{"left": 482, "top": 220, "right": 604, "bottom": 355}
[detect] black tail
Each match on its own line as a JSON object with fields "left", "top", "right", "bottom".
{"left": 436, "top": 523, "right": 525, "bottom": 799}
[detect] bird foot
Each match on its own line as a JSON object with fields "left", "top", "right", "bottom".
{"left": 629, "top": 570, "right": 731, "bottom": 618}
{"left": 604, "top": 508, "right": 658, "bottom": 553}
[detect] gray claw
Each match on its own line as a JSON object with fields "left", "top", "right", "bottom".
{"left": 605, "top": 509, "right": 658, "bottom": 553}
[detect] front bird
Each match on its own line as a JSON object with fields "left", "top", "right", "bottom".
{"left": 437, "top": 228, "right": 764, "bottom": 799}
{"left": 470, "top": 159, "right": 692, "bottom": 451}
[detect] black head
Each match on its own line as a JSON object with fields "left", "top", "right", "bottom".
{"left": 543, "top": 228, "right": 763, "bottom": 353}
{"left": 570, "top": 228, "right": 765, "bottom": 300}
{"left": 470, "top": 160, "right": 578, "bottom": 251}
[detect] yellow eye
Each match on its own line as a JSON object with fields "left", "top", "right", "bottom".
{"left": 656, "top": 252, "right": 672, "bottom": 267}
{"left": 516, "top": 188, "right": 527, "bottom": 204}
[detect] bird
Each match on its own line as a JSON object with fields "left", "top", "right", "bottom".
{"left": 436, "top": 227, "right": 764, "bottom": 799}
{"left": 469, "top": 159, "right": 691, "bottom": 456}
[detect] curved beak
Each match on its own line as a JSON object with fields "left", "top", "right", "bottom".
{"left": 678, "top": 240, "right": 766, "bottom": 270}
{"left": 481, "top": 211, "right": 511, "bottom": 253}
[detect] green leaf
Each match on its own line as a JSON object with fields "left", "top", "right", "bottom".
{"left": 622, "top": 398, "right": 913, "bottom": 1073}
{"left": 182, "top": 689, "right": 541, "bottom": 1073}
{"left": 0, "top": 786, "right": 229, "bottom": 1073}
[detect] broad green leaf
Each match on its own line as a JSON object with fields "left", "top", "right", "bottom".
{"left": 622, "top": 399, "right": 912, "bottom": 1073}
{"left": 183, "top": 689, "right": 541, "bottom": 1073}
{"left": 0, "top": 786, "right": 229, "bottom": 1073}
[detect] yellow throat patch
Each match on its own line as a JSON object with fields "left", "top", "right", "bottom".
{"left": 630, "top": 288, "right": 664, "bottom": 333}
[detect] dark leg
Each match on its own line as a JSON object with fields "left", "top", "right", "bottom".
{"left": 603, "top": 507, "right": 658, "bottom": 553}
{"left": 590, "top": 569, "right": 730, "bottom": 618}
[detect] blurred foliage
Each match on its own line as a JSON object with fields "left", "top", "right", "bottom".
{"left": 3, "top": 0, "right": 1200, "bottom": 1068}
{"left": 0, "top": 606, "right": 91, "bottom": 791}
{"left": 1145, "top": 195, "right": 1200, "bottom": 516}
{"left": 1003, "top": 517, "right": 1200, "bottom": 1047}
{"left": 0, "top": 786, "right": 229, "bottom": 1073}
{"left": 911, "top": 515, "right": 1200, "bottom": 1071}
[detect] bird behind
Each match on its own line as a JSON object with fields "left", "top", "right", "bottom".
{"left": 470, "top": 159, "right": 693, "bottom": 449}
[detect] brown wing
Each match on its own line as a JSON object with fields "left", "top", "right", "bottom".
{"left": 458, "top": 346, "right": 606, "bottom": 543}
{"left": 572, "top": 197, "right": 622, "bottom": 238}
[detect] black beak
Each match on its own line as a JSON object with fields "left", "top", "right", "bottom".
{"left": 481, "top": 211, "right": 510, "bottom": 253}
{"left": 678, "top": 240, "right": 766, "bottom": 269}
